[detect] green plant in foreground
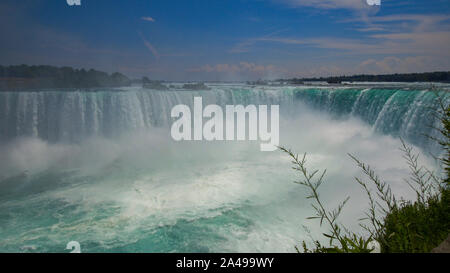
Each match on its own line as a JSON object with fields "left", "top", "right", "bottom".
{"left": 279, "top": 147, "right": 374, "bottom": 253}
{"left": 376, "top": 97, "right": 450, "bottom": 253}
{"left": 350, "top": 139, "right": 448, "bottom": 253}
{"left": 281, "top": 92, "right": 450, "bottom": 253}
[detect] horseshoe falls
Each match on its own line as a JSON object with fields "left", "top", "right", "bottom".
{"left": 0, "top": 84, "right": 448, "bottom": 253}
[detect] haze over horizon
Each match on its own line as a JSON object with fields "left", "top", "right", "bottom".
{"left": 1, "top": 0, "right": 449, "bottom": 81}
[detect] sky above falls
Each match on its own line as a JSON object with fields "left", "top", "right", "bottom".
{"left": 0, "top": 0, "right": 449, "bottom": 81}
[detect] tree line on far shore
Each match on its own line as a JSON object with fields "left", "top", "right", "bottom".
{"left": 2, "top": 64, "right": 450, "bottom": 91}
{"left": 284, "top": 71, "right": 450, "bottom": 84}
{"left": 0, "top": 65, "right": 131, "bottom": 90}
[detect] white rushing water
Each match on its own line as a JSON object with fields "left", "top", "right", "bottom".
{"left": 0, "top": 84, "right": 447, "bottom": 252}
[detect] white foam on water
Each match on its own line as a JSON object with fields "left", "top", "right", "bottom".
{"left": 0, "top": 89, "right": 442, "bottom": 252}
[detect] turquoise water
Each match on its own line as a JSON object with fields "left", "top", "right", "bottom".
{"left": 294, "top": 88, "right": 449, "bottom": 151}
{"left": 0, "top": 84, "right": 447, "bottom": 252}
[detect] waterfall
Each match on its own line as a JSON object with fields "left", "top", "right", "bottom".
{"left": 0, "top": 85, "right": 448, "bottom": 253}
{"left": 294, "top": 87, "right": 449, "bottom": 153}
{"left": 0, "top": 85, "right": 447, "bottom": 152}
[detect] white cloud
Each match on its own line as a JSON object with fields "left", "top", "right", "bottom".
{"left": 357, "top": 56, "right": 449, "bottom": 74}
{"left": 275, "top": 0, "right": 375, "bottom": 10}
{"left": 231, "top": 13, "right": 450, "bottom": 58}
{"left": 188, "top": 62, "right": 286, "bottom": 80}
{"left": 289, "top": 56, "right": 449, "bottom": 78}
{"left": 141, "top": 17, "right": 155, "bottom": 22}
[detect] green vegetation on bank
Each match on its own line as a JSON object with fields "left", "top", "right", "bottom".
{"left": 283, "top": 71, "right": 450, "bottom": 84}
{"left": 280, "top": 93, "right": 450, "bottom": 253}
{"left": 142, "top": 77, "right": 169, "bottom": 90}
{"left": 0, "top": 65, "right": 131, "bottom": 90}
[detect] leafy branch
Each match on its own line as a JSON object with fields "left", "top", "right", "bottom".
{"left": 279, "top": 146, "right": 373, "bottom": 253}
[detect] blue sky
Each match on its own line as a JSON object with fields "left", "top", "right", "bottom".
{"left": 0, "top": 0, "right": 449, "bottom": 80}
